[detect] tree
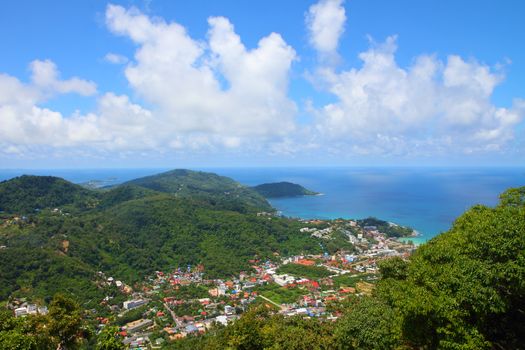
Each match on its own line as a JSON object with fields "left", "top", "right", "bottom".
{"left": 95, "top": 326, "right": 125, "bottom": 350}
{"left": 48, "top": 294, "right": 86, "bottom": 349}
{"left": 378, "top": 256, "right": 408, "bottom": 280}
{"left": 333, "top": 296, "right": 401, "bottom": 350}
{"left": 0, "top": 309, "right": 52, "bottom": 349}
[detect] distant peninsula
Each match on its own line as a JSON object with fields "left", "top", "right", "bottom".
{"left": 252, "top": 181, "right": 319, "bottom": 198}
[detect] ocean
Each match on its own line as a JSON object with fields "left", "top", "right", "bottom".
{"left": 1, "top": 167, "right": 524, "bottom": 242}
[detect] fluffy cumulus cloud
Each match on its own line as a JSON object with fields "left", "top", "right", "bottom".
{"left": 0, "top": 63, "right": 98, "bottom": 156}
{"left": 306, "top": 0, "right": 524, "bottom": 156}
{"left": 29, "top": 59, "right": 97, "bottom": 96}
{"left": 0, "top": 4, "right": 298, "bottom": 158}
{"left": 105, "top": 4, "right": 297, "bottom": 140}
{"left": 306, "top": 0, "right": 346, "bottom": 59}
{"left": 1, "top": 0, "right": 524, "bottom": 163}
{"left": 0, "top": 65, "right": 155, "bottom": 155}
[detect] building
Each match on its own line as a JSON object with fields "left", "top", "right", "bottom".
{"left": 123, "top": 299, "right": 147, "bottom": 310}
{"left": 14, "top": 307, "right": 28, "bottom": 317}
{"left": 126, "top": 318, "right": 153, "bottom": 333}
{"left": 224, "top": 305, "right": 235, "bottom": 315}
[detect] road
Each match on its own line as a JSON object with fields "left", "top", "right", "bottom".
{"left": 258, "top": 295, "right": 286, "bottom": 311}
{"left": 163, "top": 302, "right": 182, "bottom": 328}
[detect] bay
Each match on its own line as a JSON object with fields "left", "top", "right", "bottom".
{"left": 1, "top": 167, "right": 523, "bottom": 242}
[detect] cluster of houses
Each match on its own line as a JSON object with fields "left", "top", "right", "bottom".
{"left": 8, "top": 298, "right": 48, "bottom": 318}
{"left": 6, "top": 216, "right": 416, "bottom": 348}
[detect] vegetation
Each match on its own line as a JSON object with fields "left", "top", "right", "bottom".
{"left": 95, "top": 326, "right": 126, "bottom": 350}
{"left": 358, "top": 217, "right": 414, "bottom": 237}
{"left": 331, "top": 273, "right": 377, "bottom": 289}
{"left": 115, "top": 305, "right": 149, "bottom": 326}
{"left": 0, "top": 294, "right": 88, "bottom": 349}
{"left": 124, "top": 169, "right": 272, "bottom": 212}
{"left": 2, "top": 170, "right": 524, "bottom": 349}
{"left": 0, "top": 170, "right": 323, "bottom": 303}
{"left": 0, "top": 175, "right": 96, "bottom": 214}
{"left": 276, "top": 263, "right": 332, "bottom": 280}
{"left": 170, "top": 306, "right": 335, "bottom": 350}
{"left": 169, "top": 186, "right": 525, "bottom": 349}
{"left": 252, "top": 181, "right": 318, "bottom": 198}
{"left": 254, "top": 283, "right": 309, "bottom": 305}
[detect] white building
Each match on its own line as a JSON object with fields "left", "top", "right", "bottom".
{"left": 14, "top": 307, "right": 28, "bottom": 317}
{"left": 123, "top": 299, "right": 147, "bottom": 310}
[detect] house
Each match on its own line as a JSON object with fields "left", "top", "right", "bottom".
{"left": 123, "top": 299, "right": 147, "bottom": 310}
{"left": 125, "top": 318, "right": 153, "bottom": 333}
{"left": 224, "top": 305, "right": 235, "bottom": 315}
{"left": 185, "top": 324, "right": 198, "bottom": 334}
{"left": 296, "top": 259, "right": 315, "bottom": 266}
{"left": 14, "top": 307, "right": 28, "bottom": 317}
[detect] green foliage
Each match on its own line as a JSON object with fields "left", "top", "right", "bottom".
{"left": 375, "top": 187, "right": 525, "bottom": 349}
{"left": 333, "top": 296, "right": 402, "bottom": 350}
{"left": 172, "top": 306, "right": 334, "bottom": 350}
{"left": 95, "top": 326, "right": 125, "bottom": 350}
{"left": 115, "top": 305, "right": 148, "bottom": 326}
{"left": 499, "top": 186, "right": 525, "bottom": 207}
{"left": 0, "top": 170, "right": 323, "bottom": 302}
{"left": 252, "top": 182, "right": 318, "bottom": 198}
{"left": 276, "top": 263, "right": 332, "bottom": 280}
{"left": 0, "top": 309, "right": 51, "bottom": 350}
{"left": 168, "top": 285, "right": 210, "bottom": 300}
{"left": 0, "top": 294, "right": 88, "bottom": 350}
{"left": 378, "top": 257, "right": 408, "bottom": 280}
{"left": 124, "top": 169, "right": 272, "bottom": 212}
{"left": 324, "top": 229, "right": 356, "bottom": 254}
{"left": 357, "top": 217, "right": 413, "bottom": 238}
{"left": 48, "top": 294, "right": 86, "bottom": 349}
{"left": 254, "top": 283, "right": 309, "bottom": 305}
{"left": 97, "top": 185, "right": 161, "bottom": 209}
{"left": 0, "top": 175, "right": 96, "bottom": 214}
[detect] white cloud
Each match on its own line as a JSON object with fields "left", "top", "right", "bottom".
{"left": 1, "top": 1, "right": 523, "bottom": 163}
{"left": 312, "top": 36, "right": 524, "bottom": 155}
{"left": 104, "top": 53, "right": 129, "bottom": 64}
{"left": 105, "top": 4, "right": 297, "bottom": 141}
{"left": 306, "top": 0, "right": 346, "bottom": 59}
{"left": 30, "top": 59, "right": 97, "bottom": 96}
{"left": 0, "top": 65, "right": 157, "bottom": 154}
{"left": 1, "top": 5, "right": 299, "bottom": 159}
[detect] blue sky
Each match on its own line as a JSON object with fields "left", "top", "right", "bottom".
{"left": 0, "top": 0, "right": 524, "bottom": 168}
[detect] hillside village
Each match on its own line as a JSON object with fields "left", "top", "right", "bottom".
{"left": 8, "top": 216, "right": 415, "bottom": 349}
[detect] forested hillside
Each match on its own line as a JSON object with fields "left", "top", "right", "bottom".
{"left": 124, "top": 169, "right": 272, "bottom": 211}
{"left": 0, "top": 170, "right": 321, "bottom": 304}
{"left": 170, "top": 186, "right": 525, "bottom": 350}
{"left": 252, "top": 181, "right": 318, "bottom": 198}
{"left": 2, "top": 171, "right": 523, "bottom": 349}
{"left": 0, "top": 176, "right": 96, "bottom": 213}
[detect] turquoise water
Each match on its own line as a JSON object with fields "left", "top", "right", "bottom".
{"left": 215, "top": 167, "right": 525, "bottom": 241}
{"left": 1, "top": 167, "right": 524, "bottom": 241}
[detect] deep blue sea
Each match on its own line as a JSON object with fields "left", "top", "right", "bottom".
{"left": 1, "top": 167, "right": 524, "bottom": 242}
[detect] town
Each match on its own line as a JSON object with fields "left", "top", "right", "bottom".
{"left": 7, "top": 217, "right": 416, "bottom": 349}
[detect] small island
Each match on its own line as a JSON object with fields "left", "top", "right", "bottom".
{"left": 252, "top": 181, "right": 319, "bottom": 198}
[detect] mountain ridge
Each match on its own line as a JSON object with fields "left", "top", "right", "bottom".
{"left": 252, "top": 181, "right": 319, "bottom": 198}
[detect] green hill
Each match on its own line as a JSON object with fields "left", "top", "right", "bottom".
{"left": 0, "top": 170, "right": 322, "bottom": 304}
{"left": 97, "top": 184, "right": 161, "bottom": 209}
{"left": 0, "top": 175, "right": 96, "bottom": 214}
{"left": 174, "top": 186, "right": 525, "bottom": 350}
{"left": 252, "top": 181, "right": 318, "bottom": 198}
{"left": 1, "top": 171, "right": 524, "bottom": 349}
{"left": 124, "top": 169, "right": 272, "bottom": 211}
